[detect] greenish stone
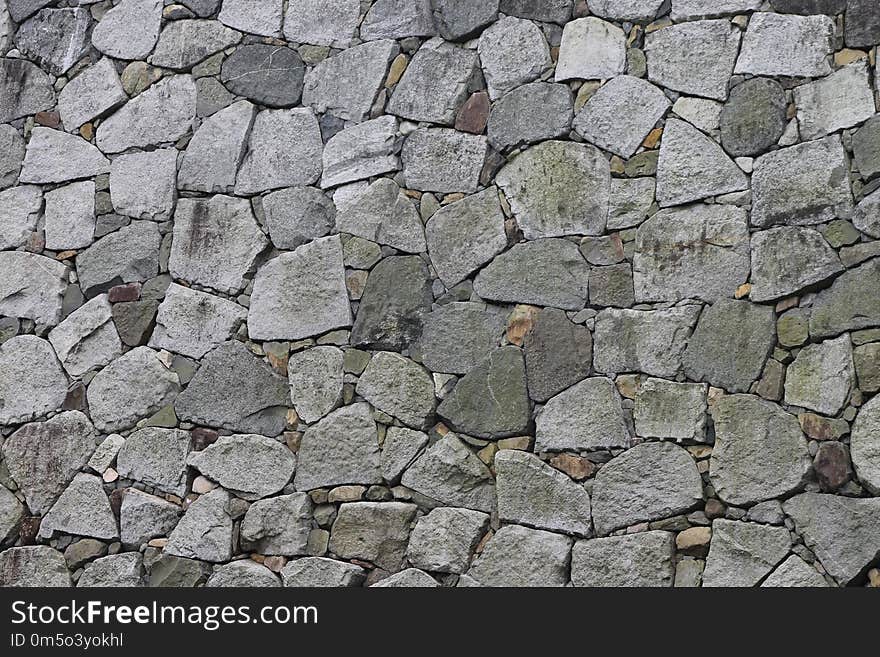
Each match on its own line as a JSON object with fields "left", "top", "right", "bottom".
{"left": 342, "top": 236, "right": 381, "bottom": 269}
{"left": 810, "top": 259, "right": 880, "bottom": 338}
{"left": 853, "top": 328, "right": 880, "bottom": 345}
{"left": 343, "top": 348, "right": 371, "bottom": 375}
{"left": 821, "top": 220, "right": 861, "bottom": 248}
{"left": 777, "top": 309, "right": 809, "bottom": 348}
{"left": 854, "top": 343, "right": 880, "bottom": 393}
{"left": 625, "top": 150, "right": 659, "bottom": 177}
{"left": 142, "top": 404, "right": 178, "bottom": 428}
{"left": 773, "top": 347, "right": 793, "bottom": 364}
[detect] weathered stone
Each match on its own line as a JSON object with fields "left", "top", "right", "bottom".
{"left": 466, "top": 524, "right": 571, "bottom": 587}
{"left": 329, "top": 501, "right": 416, "bottom": 571}
{"left": 633, "top": 378, "right": 707, "bottom": 442}
{"left": 371, "top": 568, "right": 439, "bottom": 587}
{"left": 263, "top": 187, "right": 335, "bottom": 250}
{"left": 0, "top": 126, "right": 25, "bottom": 190}
{"left": 672, "top": 0, "right": 763, "bottom": 20}
{"left": 671, "top": 96, "right": 723, "bottom": 135}
{"left": 284, "top": 0, "right": 360, "bottom": 48}
{"left": 287, "top": 347, "right": 343, "bottom": 424}
{"left": 49, "top": 294, "right": 122, "bottom": 377}
{"left": 536, "top": 377, "right": 629, "bottom": 452}
{"left": 149, "top": 19, "right": 240, "bottom": 70}
{"left": 0, "top": 546, "right": 70, "bottom": 587}
{"left": 187, "top": 434, "right": 295, "bottom": 500}
{"left": 854, "top": 188, "right": 880, "bottom": 237}
{"left": 218, "top": 0, "right": 282, "bottom": 37}
{"left": 499, "top": 0, "right": 571, "bottom": 23}
{"left": 110, "top": 148, "right": 178, "bottom": 220}
{"left": 356, "top": 352, "right": 435, "bottom": 429}
{"left": 178, "top": 101, "right": 254, "bottom": 194}
{"left": 720, "top": 77, "right": 788, "bottom": 158}
{"left": 810, "top": 259, "right": 880, "bottom": 338}
{"left": 219, "top": 45, "right": 302, "bottom": 109}
{"left": 0, "top": 58, "right": 54, "bottom": 124}
{"left": 381, "top": 427, "right": 429, "bottom": 482}
{"left": 589, "top": 264, "right": 635, "bottom": 308}
{"left": 240, "top": 492, "right": 312, "bottom": 556}
{"left": 406, "top": 507, "right": 488, "bottom": 574}
{"left": 19, "top": 127, "right": 109, "bottom": 184}
{"left": 555, "top": 17, "right": 626, "bottom": 82}
{"left": 735, "top": 12, "right": 834, "bottom": 78}
{"left": 15, "top": 8, "right": 91, "bottom": 76}
{"left": 523, "top": 307, "right": 592, "bottom": 403}
{"left": 487, "top": 82, "right": 573, "bottom": 152}
{"left": 39, "top": 473, "right": 117, "bottom": 540}
{"left": 794, "top": 61, "right": 875, "bottom": 141}
{"left": 416, "top": 303, "right": 505, "bottom": 376}
{"left": 854, "top": 343, "right": 880, "bottom": 393}
{"left": 432, "top": 0, "right": 498, "bottom": 41}
{"left": 166, "top": 488, "right": 233, "bottom": 563}
{"left": 335, "top": 178, "right": 424, "bottom": 253}
{"left": 845, "top": 0, "right": 880, "bottom": 47}
{"left": 402, "top": 128, "right": 487, "bottom": 194}
{"left": 361, "top": 0, "right": 436, "bottom": 40}
{"left": 571, "top": 531, "right": 675, "bottom": 587}
{"left": 42, "top": 181, "right": 95, "bottom": 250}
{"left": 281, "top": 557, "right": 365, "bottom": 587}
{"left": 702, "top": 519, "right": 791, "bottom": 587}
{"left": 91, "top": 0, "right": 162, "bottom": 61}
{"left": 206, "top": 560, "right": 279, "bottom": 587}
{"left": 120, "top": 488, "right": 182, "bottom": 546}
{"left": 0, "top": 486, "right": 23, "bottom": 544}
{"left": 58, "top": 58, "right": 127, "bottom": 130}
{"left": 784, "top": 335, "right": 854, "bottom": 416}
{"left": 750, "top": 227, "right": 843, "bottom": 302}
{"left": 761, "top": 554, "right": 829, "bottom": 588}
{"left": 0, "top": 252, "right": 67, "bottom": 326}
{"left": 813, "top": 440, "right": 852, "bottom": 491}
{"left": 320, "top": 115, "right": 399, "bottom": 188}
{"left": 116, "top": 427, "right": 190, "bottom": 497}
{"left": 478, "top": 16, "right": 550, "bottom": 101}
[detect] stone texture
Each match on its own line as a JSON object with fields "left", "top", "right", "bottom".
{"left": 381, "top": 427, "right": 429, "bottom": 483}
{"left": 571, "top": 531, "right": 675, "bottom": 587}
{"left": 287, "top": 347, "right": 344, "bottom": 424}
{"left": 329, "top": 501, "right": 417, "bottom": 571}
{"left": 672, "top": 0, "right": 763, "bottom": 20}
{"left": 218, "top": 0, "right": 282, "bottom": 37}
{"left": 263, "top": 187, "right": 336, "bottom": 249}
{"left": 487, "top": 82, "right": 573, "bottom": 152}
{"left": 281, "top": 557, "right": 365, "bottom": 587}
{"left": 240, "top": 492, "right": 313, "bottom": 556}
{"left": 720, "top": 77, "right": 788, "bottom": 158}
{"left": 793, "top": 61, "right": 876, "bottom": 141}
{"left": 523, "top": 307, "right": 592, "bottom": 403}
{"left": 0, "top": 185, "right": 40, "bottom": 248}
{"left": 852, "top": 394, "right": 880, "bottom": 494}
{"left": 110, "top": 148, "right": 178, "bottom": 220}
{"left": 19, "top": 127, "right": 109, "bottom": 184}
{"left": 0, "top": 336, "right": 68, "bottom": 428}
{"left": 0, "top": 546, "right": 71, "bottom": 587}
{"left": 0, "top": 58, "right": 54, "bottom": 124}
{"left": 91, "top": 0, "right": 162, "bottom": 61}
{"left": 735, "top": 13, "right": 835, "bottom": 78}
{"left": 39, "top": 473, "right": 117, "bottom": 540}
{"left": 402, "top": 128, "right": 487, "bottom": 194}
{"left": 0, "top": 126, "right": 25, "bottom": 190}
{"left": 149, "top": 19, "right": 241, "bottom": 70}
{"left": 77, "top": 221, "right": 160, "bottom": 297}
{"left": 415, "top": 303, "right": 506, "bottom": 375}
{"left": 556, "top": 17, "right": 626, "bottom": 82}
{"left": 633, "top": 378, "right": 707, "bottom": 442}
{"left": 466, "top": 524, "right": 571, "bottom": 587}
{"left": 165, "top": 488, "right": 233, "bottom": 563}
{"left": 116, "top": 425, "right": 190, "bottom": 497}
{"left": 750, "top": 227, "right": 844, "bottom": 302}
{"left": 809, "top": 259, "right": 880, "bottom": 338}
{"left": 361, "top": 0, "right": 436, "bottom": 40}
{"left": 320, "top": 115, "right": 399, "bottom": 188}
{"left": 432, "top": 0, "right": 499, "bottom": 41}
{"left": 206, "top": 560, "right": 279, "bottom": 588}
{"left": 356, "top": 352, "right": 435, "bottom": 429}
{"left": 784, "top": 335, "right": 854, "bottom": 416}
{"left": 49, "top": 294, "right": 122, "bottom": 377}
{"left": 43, "top": 181, "right": 95, "bottom": 250}
{"left": 119, "top": 489, "right": 181, "bottom": 546}
{"left": 702, "top": 519, "right": 791, "bottom": 587}
{"left": 0, "top": 252, "right": 67, "bottom": 326}
{"left": 284, "top": 0, "right": 360, "bottom": 48}
{"left": 406, "top": 507, "right": 489, "bottom": 574}
{"left": 761, "top": 555, "right": 829, "bottom": 588}
{"left": 14, "top": 8, "right": 92, "bottom": 76}
{"left": 335, "top": 178, "right": 425, "bottom": 253}
{"left": 478, "top": 17, "right": 550, "bottom": 101}
{"left": 58, "top": 58, "right": 127, "bottom": 130}
{"left": 536, "top": 377, "right": 629, "bottom": 452}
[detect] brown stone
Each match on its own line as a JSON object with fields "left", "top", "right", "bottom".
{"left": 642, "top": 127, "right": 663, "bottom": 149}
{"left": 704, "top": 498, "right": 725, "bottom": 519}
{"left": 735, "top": 283, "right": 752, "bottom": 299}
{"left": 549, "top": 453, "right": 597, "bottom": 480}
{"left": 19, "top": 516, "right": 40, "bottom": 545}
{"left": 755, "top": 359, "right": 785, "bottom": 402}
{"left": 80, "top": 123, "right": 94, "bottom": 141}
{"left": 506, "top": 304, "right": 539, "bottom": 346}
{"left": 799, "top": 412, "right": 848, "bottom": 441}
{"left": 813, "top": 441, "right": 852, "bottom": 491}
{"left": 675, "top": 526, "right": 712, "bottom": 556}
{"left": 191, "top": 427, "right": 219, "bottom": 451}
{"left": 108, "top": 283, "right": 142, "bottom": 303}
{"left": 109, "top": 488, "right": 125, "bottom": 517}
{"left": 455, "top": 91, "right": 490, "bottom": 135}
{"left": 775, "top": 297, "right": 799, "bottom": 313}
{"left": 35, "top": 111, "right": 61, "bottom": 128}
{"left": 385, "top": 54, "right": 408, "bottom": 88}
{"left": 868, "top": 568, "right": 880, "bottom": 587}
{"left": 263, "top": 555, "right": 287, "bottom": 572}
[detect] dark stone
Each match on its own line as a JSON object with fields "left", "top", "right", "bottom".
{"left": 0, "top": 58, "right": 56, "bottom": 124}
{"left": 499, "top": 0, "right": 572, "bottom": 24}
{"left": 108, "top": 283, "right": 142, "bottom": 304}
{"left": 720, "top": 78, "right": 788, "bottom": 158}
{"left": 455, "top": 91, "right": 490, "bottom": 135}
{"left": 853, "top": 114, "right": 880, "bottom": 181}
{"left": 813, "top": 441, "right": 852, "bottom": 491}
{"left": 148, "top": 554, "right": 211, "bottom": 587}
{"left": 191, "top": 427, "right": 219, "bottom": 451}
{"left": 220, "top": 45, "right": 306, "bottom": 108}
{"left": 14, "top": 8, "right": 93, "bottom": 76}
{"left": 62, "top": 382, "right": 88, "bottom": 412}
{"left": 179, "top": 0, "right": 222, "bottom": 17}
{"left": 432, "top": 0, "right": 499, "bottom": 41}
{"left": 6, "top": 0, "right": 53, "bottom": 22}
{"left": 810, "top": 258, "right": 880, "bottom": 338}
{"left": 34, "top": 110, "right": 60, "bottom": 128}
{"left": 487, "top": 82, "right": 573, "bottom": 152}
{"left": 769, "top": 0, "right": 846, "bottom": 13}
{"left": 845, "top": 0, "right": 880, "bottom": 47}
{"left": 18, "top": 516, "right": 40, "bottom": 546}
{"left": 589, "top": 264, "right": 635, "bottom": 308}
{"left": 112, "top": 300, "right": 159, "bottom": 347}
{"left": 523, "top": 308, "right": 592, "bottom": 403}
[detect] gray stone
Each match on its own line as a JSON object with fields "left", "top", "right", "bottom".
{"left": 589, "top": 264, "right": 635, "bottom": 308}
{"left": 590, "top": 0, "right": 665, "bottom": 21}
{"left": 593, "top": 306, "right": 701, "bottom": 378}
{"left": 39, "top": 473, "right": 117, "bottom": 540}
{"left": 116, "top": 427, "right": 190, "bottom": 497}
{"left": 709, "top": 394, "right": 811, "bottom": 505}
{"left": 197, "top": 76, "right": 236, "bottom": 117}
{"left": 769, "top": 0, "right": 846, "bottom": 12}
{"left": 356, "top": 352, "right": 435, "bottom": 429}
{"left": 240, "top": 493, "right": 313, "bottom": 556}
{"left": 574, "top": 76, "right": 670, "bottom": 159}
{"left": 416, "top": 303, "right": 505, "bottom": 376}
{"left": 487, "top": 82, "right": 573, "bottom": 152}
{"left": 478, "top": 17, "right": 550, "bottom": 101}
{"left": 49, "top": 294, "right": 122, "bottom": 377}
{"left": 381, "top": 427, "right": 429, "bottom": 482}
{"left": 0, "top": 546, "right": 71, "bottom": 587}
{"left": 320, "top": 115, "right": 399, "bottom": 188}
{"left": 535, "top": 377, "right": 629, "bottom": 452}
{"left": 335, "top": 178, "right": 425, "bottom": 253}
{"left": 810, "top": 259, "right": 880, "bottom": 338}
{"left": 523, "top": 307, "right": 592, "bottom": 403}
{"left": 0, "top": 186, "right": 39, "bottom": 248}
{"left": 402, "top": 128, "right": 487, "bottom": 194}
{"left": 571, "top": 531, "right": 675, "bottom": 587}
{"left": 15, "top": 8, "right": 92, "bottom": 76}
{"left": 206, "top": 560, "right": 279, "bottom": 587}
{"left": 178, "top": 100, "right": 254, "bottom": 194}
{"left": 720, "top": 77, "right": 788, "bottom": 157}
{"left": 110, "top": 148, "right": 178, "bottom": 220}
{"left": 702, "top": 519, "right": 791, "bottom": 587}
{"left": 852, "top": 394, "right": 880, "bottom": 494}
{"left": 19, "top": 127, "right": 109, "bottom": 184}
{"left": 466, "top": 524, "right": 571, "bottom": 587}
{"left": 683, "top": 299, "right": 777, "bottom": 393}
{"left": 656, "top": 119, "right": 749, "bottom": 207}
{"left": 43, "top": 181, "right": 96, "bottom": 250}
{"left": 88, "top": 434, "right": 125, "bottom": 475}
{"left": 401, "top": 434, "right": 496, "bottom": 513}
{"left": 248, "top": 236, "right": 350, "bottom": 341}
{"left": 633, "top": 378, "right": 707, "bottom": 442}
{"left": 175, "top": 341, "right": 290, "bottom": 436}
{"left": 555, "top": 17, "right": 626, "bottom": 82}
{"left": 794, "top": 61, "right": 875, "bottom": 141}
{"left": 3, "top": 411, "right": 94, "bottom": 515}
{"left": 0, "top": 486, "right": 23, "bottom": 544}
{"left": 166, "top": 488, "right": 233, "bottom": 563}
{"left": 372, "top": 568, "right": 439, "bottom": 587}
{"left": 187, "top": 434, "right": 296, "bottom": 500}
{"left": 672, "top": 96, "right": 723, "bottom": 134}
{"left": 499, "top": 0, "right": 572, "bottom": 23}
{"left": 120, "top": 488, "right": 182, "bottom": 546}
{"left": 281, "top": 557, "right": 365, "bottom": 587}
{"left": 294, "top": 403, "right": 382, "bottom": 491}
{"left": 112, "top": 299, "right": 160, "bottom": 348}
{"left": 761, "top": 555, "right": 830, "bottom": 587}
{"left": 672, "top": 0, "right": 763, "bottom": 20}
{"left": 0, "top": 126, "right": 25, "bottom": 190}
{"left": 149, "top": 19, "right": 241, "bottom": 70}
{"left": 0, "top": 58, "right": 54, "bottom": 124}
{"left": 854, "top": 188, "right": 880, "bottom": 237}
{"left": 496, "top": 141, "right": 610, "bottom": 239}
{"left": 218, "top": 0, "right": 282, "bottom": 37}
{"left": 634, "top": 205, "right": 750, "bottom": 303}
{"left": 146, "top": 554, "right": 210, "bottom": 587}
{"left": 234, "top": 108, "right": 323, "bottom": 194}
{"left": 263, "top": 187, "right": 335, "bottom": 249}
{"left": 646, "top": 20, "right": 741, "bottom": 101}
{"left": 329, "top": 502, "right": 417, "bottom": 571}
{"left": 288, "top": 346, "right": 344, "bottom": 424}
{"left": 0, "top": 251, "right": 66, "bottom": 326}
{"left": 58, "top": 58, "right": 127, "bottom": 130}
{"left": 845, "top": 0, "right": 880, "bottom": 47}
{"left": 78, "top": 222, "right": 160, "bottom": 296}
{"left": 361, "top": 0, "right": 436, "bottom": 40}
{"left": 91, "top": 0, "right": 162, "bottom": 61}
{"left": 220, "top": 45, "right": 303, "bottom": 107}
{"left": 407, "top": 507, "right": 488, "bottom": 574}
{"left": 750, "top": 227, "right": 844, "bottom": 302}
{"left": 784, "top": 335, "right": 854, "bottom": 416}
{"left": 735, "top": 12, "right": 834, "bottom": 78}
{"left": 432, "top": 0, "right": 498, "bottom": 41}
{"left": 0, "top": 336, "right": 67, "bottom": 430}
{"left": 283, "top": 0, "right": 360, "bottom": 48}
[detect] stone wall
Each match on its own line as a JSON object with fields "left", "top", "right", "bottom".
{"left": 1, "top": 0, "right": 879, "bottom": 588}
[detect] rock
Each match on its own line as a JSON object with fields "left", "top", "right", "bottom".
{"left": 854, "top": 342, "right": 880, "bottom": 392}
{"left": 219, "top": 45, "right": 302, "bottom": 109}
{"left": 234, "top": 108, "right": 323, "bottom": 194}
{"left": 178, "top": 101, "right": 254, "bottom": 194}
{"left": 0, "top": 126, "right": 25, "bottom": 190}
{"left": 682, "top": 299, "right": 777, "bottom": 393}
{"left": 794, "top": 61, "right": 875, "bottom": 140}
{"left": 783, "top": 492, "right": 880, "bottom": 585}
{"left": 0, "top": 252, "right": 67, "bottom": 326}
{"left": 19, "top": 127, "right": 109, "bottom": 184}
{"left": 784, "top": 335, "right": 854, "bottom": 416}
{"left": 749, "top": 227, "right": 844, "bottom": 302}
{"left": 406, "top": 507, "right": 489, "bottom": 573}
{"left": 0, "top": 336, "right": 68, "bottom": 428}
{"left": 656, "top": 119, "right": 749, "bottom": 207}
{"left": 426, "top": 187, "right": 507, "bottom": 287}
{"left": 112, "top": 299, "right": 160, "bottom": 347}
{"left": 14, "top": 8, "right": 91, "bottom": 76}
{"left": 416, "top": 303, "right": 505, "bottom": 376}
{"left": 119, "top": 488, "right": 182, "bottom": 545}
{"left": 0, "top": 546, "right": 71, "bottom": 587}
{"left": 0, "top": 486, "right": 23, "bottom": 544}
{"left": 116, "top": 427, "right": 190, "bottom": 496}
{"left": 240, "top": 493, "right": 313, "bottom": 556}
{"left": 58, "top": 58, "right": 127, "bottom": 130}
{"left": 78, "top": 221, "right": 160, "bottom": 296}
{"left": 720, "top": 77, "right": 788, "bottom": 157}
{"left": 810, "top": 259, "right": 880, "bottom": 338}
{"left": 39, "top": 473, "right": 117, "bottom": 541}
{"left": 42, "top": 181, "right": 95, "bottom": 250}
{"left": 175, "top": 341, "right": 290, "bottom": 436}
{"left": 372, "top": 568, "right": 439, "bottom": 587}
{"left": 320, "top": 115, "right": 399, "bottom": 188}
{"left": 813, "top": 441, "right": 852, "bottom": 491}
{"left": 735, "top": 12, "right": 834, "bottom": 78}
{"left": 149, "top": 19, "right": 241, "bottom": 70}
{"left": 400, "top": 434, "right": 496, "bottom": 512}
{"left": 499, "top": 0, "right": 571, "bottom": 23}
{"left": 0, "top": 58, "right": 54, "bottom": 124}
{"left": 281, "top": 557, "right": 365, "bottom": 587}
{"left": 294, "top": 403, "right": 381, "bottom": 491}
{"left": 206, "top": 560, "right": 279, "bottom": 587}
{"left": 535, "top": 377, "right": 628, "bottom": 452}
{"left": 454, "top": 91, "right": 490, "bottom": 134}
{"left": 110, "top": 148, "right": 178, "bottom": 220}
{"left": 751, "top": 135, "right": 853, "bottom": 228}
{"left": 466, "top": 524, "right": 571, "bottom": 587}
{"left": 709, "top": 394, "right": 811, "bottom": 505}
{"left": 287, "top": 347, "right": 344, "bottom": 424}
{"left": 571, "top": 531, "right": 675, "bottom": 587}
{"left": 402, "top": 128, "right": 487, "bottom": 194}
{"left": 48, "top": 294, "right": 122, "bottom": 377}
{"left": 591, "top": 442, "right": 703, "bottom": 535}
{"left": 284, "top": 0, "right": 360, "bottom": 48}
{"left": 431, "top": 0, "right": 498, "bottom": 41}
{"left": 218, "top": 0, "right": 282, "bottom": 37}
{"left": 852, "top": 394, "right": 880, "bottom": 494}
{"left": 645, "top": 20, "right": 740, "bottom": 101}
{"left": 761, "top": 554, "right": 829, "bottom": 587}
{"left": 329, "top": 502, "right": 417, "bottom": 571}
{"left": 854, "top": 188, "right": 880, "bottom": 237}
{"left": 166, "top": 488, "right": 233, "bottom": 563}
{"left": 356, "top": 352, "right": 435, "bottom": 429}
{"left": 350, "top": 255, "right": 432, "bottom": 351}
{"left": 263, "top": 187, "right": 335, "bottom": 249}
{"left": 593, "top": 306, "right": 701, "bottom": 378}
{"left": 487, "top": 82, "right": 573, "bottom": 152}
{"left": 335, "top": 178, "right": 424, "bottom": 253}
{"left": 381, "top": 427, "right": 429, "bottom": 482}
{"left": 590, "top": 264, "right": 638, "bottom": 306}
{"left": 633, "top": 378, "right": 707, "bottom": 442}
{"left": 3, "top": 411, "right": 95, "bottom": 515}
{"left": 91, "top": 0, "right": 162, "bottom": 61}
{"left": 523, "top": 308, "right": 592, "bottom": 403}
{"left": 302, "top": 39, "right": 397, "bottom": 123}
{"left": 478, "top": 16, "right": 550, "bottom": 101}
{"left": 0, "top": 186, "right": 40, "bottom": 248}
{"left": 671, "top": 0, "right": 763, "bottom": 20}
{"left": 845, "top": 0, "right": 880, "bottom": 47}
{"left": 589, "top": 0, "right": 665, "bottom": 21}
{"left": 702, "top": 519, "right": 791, "bottom": 587}
{"left": 188, "top": 434, "right": 295, "bottom": 500}
{"left": 555, "top": 17, "right": 626, "bottom": 82}
{"left": 361, "top": 0, "right": 436, "bottom": 40}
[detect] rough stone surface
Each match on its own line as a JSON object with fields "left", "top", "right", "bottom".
{"left": 165, "top": 488, "right": 233, "bottom": 563}
{"left": 402, "top": 128, "right": 487, "bottom": 194}
{"left": 111, "top": 148, "right": 178, "bottom": 220}
{"left": 487, "top": 82, "right": 573, "bottom": 152}
{"left": 19, "top": 127, "right": 109, "bottom": 184}
{"left": 116, "top": 427, "right": 190, "bottom": 497}
{"left": 187, "top": 434, "right": 295, "bottom": 500}
{"left": 15, "top": 8, "right": 92, "bottom": 76}
{"left": 356, "top": 352, "right": 435, "bottom": 429}
{"left": 523, "top": 307, "right": 592, "bottom": 403}
{"left": 702, "top": 519, "right": 791, "bottom": 587}
{"left": 633, "top": 378, "right": 707, "bottom": 442}
{"left": 336, "top": 178, "right": 425, "bottom": 253}
{"left": 39, "top": 473, "right": 117, "bottom": 541}
{"left": 320, "top": 115, "right": 399, "bottom": 189}
{"left": 793, "top": 61, "right": 876, "bottom": 141}
{"left": 478, "top": 16, "right": 550, "bottom": 101}
{"left": 0, "top": 546, "right": 71, "bottom": 587}
{"left": 329, "top": 501, "right": 417, "bottom": 571}
{"left": 49, "top": 294, "right": 122, "bottom": 377}
{"left": 281, "top": 557, "right": 365, "bottom": 587}
{"left": 466, "top": 524, "right": 571, "bottom": 587}
{"left": 406, "top": 507, "right": 489, "bottom": 574}
{"left": 852, "top": 394, "right": 880, "bottom": 495}
{"left": 0, "top": 336, "right": 68, "bottom": 427}
{"left": 556, "top": 17, "right": 626, "bottom": 82}
{"left": 263, "top": 187, "right": 335, "bottom": 250}
{"left": 735, "top": 13, "right": 834, "bottom": 78}
{"left": 0, "top": 252, "right": 67, "bottom": 326}
{"left": 58, "top": 58, "right": 127, "bottom": 130}
{"left": 750, "top": 227, "right": 844, "bottom": 302}
{"left": 287, "top": 347, "right": 344, "bottom": 424}
{"left": 720, "top": 77, "right": 788, "bottom": 158}
{"left": 178, "top": 101, "right": 253, "bottom": 194}
{"left": 240, "top": 493, "right": 312, "bottom": 556}
{"left": 810, "top": 259, "right": 880, "bottom": 339}
{"left": 571, "top": 531, "right": 675, "bottom": 587}
{"left": 91, "top": 0, "right": 162, "bottom": 61}
{"left": 784, "top": 335, "right": 854, "bottom": 416}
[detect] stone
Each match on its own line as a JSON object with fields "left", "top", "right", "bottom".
{"left": 574, "top": 76, "right": 670, "bottom": 159}
{"left": 683, "top": 299, "right": 777, "bottom": 393}
{"left": 149, "top": 19, "right": 241, "bottom": 70}
{"left": 0, "top": 58, "right": 54, "bottom": 124}
{"left": 110, "top": 148, "right": 178, "bottom": 220}
{"left": 206, "top": 560, "right": 279, "bottom": 587}
{"left": 589, "top": 0, "right": 665, "bottom": 21}
{"left": 845, "top": 0, "right": 880, "bottom": 47}
{"left": 406, "top": 507, "right": 489, "bottom": 574}
{"left": 0, "top": 546, "right": 71, "bottom": 587}
{"left": 571, "top": 531, "right": 675, "bottom": 587}
{"left": 720, "top": 77, "right": 788, "bottom": 157}
{"left": 593, "top": 306, "right": 701, "bottom": 379}
{"left": 455, "top": 91, "right": 490, "bottom": 134}
{"left": 656, "top": 119, "right": 749, "bottom": 207}
{"left": 294, "top": 403, "right": 382, "bottom": 491}
{"left": 401, "top": 434, "right": 496, "bottom": 513}
{"left": 112, "top": 299, "right": 160, "bottom": 347}
{"left": 220, "top": 45, "right": 303, "bottom": 109}
{"left": 329, "top": 501, "right": 417, "bottom": 571}
{"left": 487, "top": 82, "right": 573, "bottom": 152}
{"left": 810, "top": 259, "right": 880, "bottom": 338}
{"left": 416, "top": 303, "right": 506, "bottom": 376}
{"left": 854, "top": 188, "right": 880, "bottom": 237}
{"left": 372, "top": 568, "right": 439, "bottom": 587}
{"left": 426, "top": 188, "right": 507, "bottom": 287}
{"left": 432, "top": 0, "right": 499, "bottom": 41}
{"left": 709, "top": 394, "right": 811, "bottom": 505}
{"left": 784, "top": 335, "right": 854, "bottom": 416}
{"left": 39, "top": 473, "right": 117, "bottom": 540}
{"left": 607, "top": 179, "right": 655, "bottom": 231}
{"left": 320, "top": 115, "right": 399, "bottom": 188}
{"left": 589, "top": 265, "right": 635, "bottom": 308}
{"left": 287, "top": 347, "right": 344, "bottom": 424}
{"left": 42, "top": 181, "right": 95, "bottom": 251}
{"left": 855, "top": 343, "right": 880, "bottom": 393}
{"left": 119, "top": 488, "right": 181, "bottom": 545}
{"left": 284, "top": 0, "right": 360, "bottom": 48}
{"left": 555, "top": 17, "right": 626, "bottom": 82}
{"left": 281, "top": 557, "right": 365, "bottom": 587}
{"left": 335, "top": 178, "right": 425, "bottom": 253}
{"left": 795, "top": 61, "right": 875, "bottom": 141}
{"left": 814, "top": 441, "right": 853, "bottom": 491}
{"left": 48, "top": 294, "right": 122, "bottom": 377}
{"left": 58, "top": 58, "right": 127, "bottom": 130}
{"left": 478, "top": 16, "right": 551, "bottom": 101}
{"left": 751, "top": 227, "right": 844, "bottom": 303}
{"left": 263, "top": 187, "right": 335, "bottom": 250}
{"left": 3, "top": 411, "right": 94, "bottom": 515}
{"left": 0, "top": 251, "right": 67, "bottom": 326}
{"left": 535, "top": 377, "right": 629, "bottom": 452}
{"left": 178, "top": 101, "right": 254, "bottom": 194}
{"left": 361, "top": 0, "right": 436, "bottom": 40}
{"left": 496, "top": 141, "right": 610, "bottom": 239}
{"left": 381, "top": 427, "right": 429, "bottom": 482}
{"left": 166, "top": 488, "right": 233, "bottom": 563}
{"left": 218, "top": 0, "right": 282, "bottom": 37}
{"left": 91, "top": 0, "right": 162, "bottom": 61}
{"left": 634, "top": 204, "right": 750, "bottom": 303}
{"left": 754, "top": 135, "right": 854, "bottom": 227}
{"left": 0, "top": 486, "right": 23, "bottom": 544}
{"left": 633, "top": 378, "right": 707, "bottom": 442}
{"left": 175, "top": 341, "right": 290, "bottom": 436}
{"left": 761, "top": 554, "right": 829, "bottom": 588}
{"left": 14, "top": 8, "right": 91, "bottom": 76}
{"left": 591, "top": 442, "right": 703, "bottom": 535}
{"left": 240, "top": 493, "right": 313, "bottom": 556}
{"left": 356, "top": 352, "right": 435, "bottom": 429}
{"left": 402, "top": 128, "right": 487, "bottom": 194}
{"left": 116, "top": 427, "right": 190, "bottom": 497}
{"left": 0, "top": 126, "right": 25, "bottom": 190}
{"left": 302, "top": 39, "right": 397, "bottom": 124}
{"left": 672, "top": 0, "right": 763, "bottom": 20}
{"left": 234, "top": 108, "right": 323, "bottom": 194}
{"left": 19, "top": 127, "right": 109, "bottom": 184}
{"left": 437, "top": 347, "right": 530, "bottom": 440}
{"left": 350, "top": 255, "right": 432, "bottom": 351}
{"left": 466, "top": 524, "right": 571, "bottom": 587}
{"left": 187, "top": 434, "right": 295, "bottom": 500}
{"left": 523, "top": 307, "right": 592, "bottom": 403}
{"left": 499, "top": 0, "right": 571, "bottom": 23}
{"left": 735, "top": 12, "right": 834, "bottom": 78}
{"left": 646, "top": 20, "right": 741, "bottom": 101}
{"left": 702, "top": 519, "right": 791, "bottom": 587}
{"left": 248, "top": 236, "right": 350, "bottom": 341}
